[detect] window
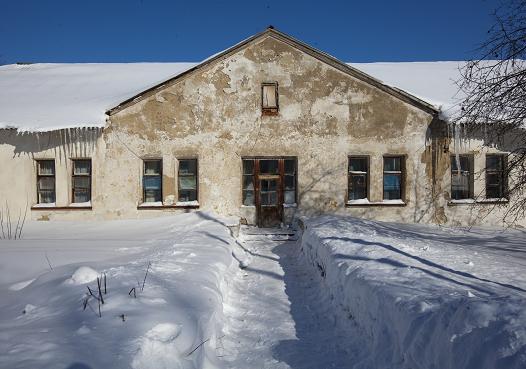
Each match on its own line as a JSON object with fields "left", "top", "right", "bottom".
{"left": 242, "top": 159, "right": 255, "bottom": 206}
{"left": 451, "top": 155, "right": 473, "bottom": 200}
{"left": 143, "top": 160, "right": 162, "bottom": 203}
{"left": 72, "top": 159, "right": 91, "bottom": 203}
{"left": 348, "top": 157, "right": 368, "bottom": 200}
{"left": 284, "top": 159, "right": 296, "bottom": 204}
{"left": 37, "top": 160, "right": 55, "bottom": 204}
{"left": 486, "top": 154, "right": 507, "bottom": 199}
{"left": 178, "top": 159, "right": 198, "bottom": 202}
{"left": 261, "top": 82, "right": 278, "bottom": 115}
{"left": 383, "top": 156, "right": 404, "bottom": 200}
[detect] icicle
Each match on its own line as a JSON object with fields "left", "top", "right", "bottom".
{"left": 454, "top": 123, "right": 461, "bottom": 173}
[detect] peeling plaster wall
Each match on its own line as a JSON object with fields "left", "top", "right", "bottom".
{"left": 0, "top": 36, "right": 521, "bottom": 227}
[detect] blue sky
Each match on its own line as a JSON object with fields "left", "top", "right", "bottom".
{"left": 0, "top": 0, "right": 498, "bottom": 64}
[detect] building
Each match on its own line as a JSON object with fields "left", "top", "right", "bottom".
{"left": 0, "top": 28, "right": 518, "bottom": 227}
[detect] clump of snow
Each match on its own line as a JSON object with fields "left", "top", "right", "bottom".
{"left": 76, "top": 325, "right": 91, "bottom": 335}
{"left": 67, "top": 266, "right": 99, "bottom": 285}
{"left": 132, "top": 323, "right": 184, "bottom": 369}
{"left": 22, "top": 304, "right": 37, "bottom": 315}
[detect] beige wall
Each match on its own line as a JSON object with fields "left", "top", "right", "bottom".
{"left": 0, "top": 35, "right": 521, "bottom": 227}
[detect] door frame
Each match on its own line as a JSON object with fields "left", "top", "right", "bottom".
{"left": 242, "top": 156, "right": 297, "bottom": 227}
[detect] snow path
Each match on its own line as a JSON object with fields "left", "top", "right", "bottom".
{"left": 221, "top": 232, "right": 362, "bottom": 369}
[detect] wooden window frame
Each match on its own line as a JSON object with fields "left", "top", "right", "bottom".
{"left": 450, "top": 154, "right": 474, "bottom": 200}
{"left": 485, "top": 154, "right": 508, "bottom": 199}
{"left": 177, "top": 158, "right": 198, "bottom": 202}
{"left": 71, "top": 159, "right": 92, "bottom": 204}
{"left": 261, "top": 82, "right": 279, "bottom": 116}
{"left": 242, "top": 159, "right": 256, "bottom": 206}
{"left": 36, "top": 159, "right": 56, "bottom": 204}
{"left": 383, "top": 155, "right": 405, "bottom": 200}
{"left": 143, "top": 159, "right": 163, "bottom": 203}
{"left": 283, "top": 158, "right": 297, "bottom": 205}
{"left": 348, "top": 156, "right": 369, "bottom": 201}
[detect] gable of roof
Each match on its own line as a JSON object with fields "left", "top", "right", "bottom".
{"left": 106, "top": 27, "right": 439, "bottom": 117}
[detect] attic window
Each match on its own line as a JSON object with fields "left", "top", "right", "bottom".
{"left": 261, "top": 82, "right": 278, "bottom": 115}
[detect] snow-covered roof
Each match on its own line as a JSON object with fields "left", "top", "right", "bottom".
{"left": 0, "top": 61, "right": 463, "bottom": 132}
{"left": 0, "top": 63, "right": 196, "bottom": 132}
{"left": 349, "top": 61, "right": 464, "bottom": 120}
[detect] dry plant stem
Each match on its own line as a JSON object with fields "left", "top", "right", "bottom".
{"left": 141, "top": 262, "right": 151, "bottom": 292}
{"left": 186, "top": 338, "right": 210, "bottom": 357}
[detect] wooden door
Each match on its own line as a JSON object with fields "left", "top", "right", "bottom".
{"left": 256, "top": 159, "right": 282, "bottom": 227}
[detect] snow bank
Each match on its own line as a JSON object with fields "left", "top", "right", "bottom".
{"left": 0, "top": 212, "right": 237, "bottom": 369}
{"left": 299, "top": 215, "right": 526, "bottom": 369}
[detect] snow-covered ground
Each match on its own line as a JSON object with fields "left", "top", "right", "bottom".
{"left": 0, "top": 213, "right": 237, "bottom": 369}
{"left": 300, "top": 215, "right": 526, "bottom": 369}
{"left": 2, "top": 213, "right": 525, "bottom": 369}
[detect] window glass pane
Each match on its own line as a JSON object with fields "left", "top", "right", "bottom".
{"left": 486, "top": 155, "right": 503, "bottom": 171}
{"left": 451, "top": 156, "right": 470, "bottom": 172}
{"left": 259, "top": 160, "right": 279, "bottom": 175}
{"left": 451, "top": 173, "right": 470, "bottom": 199}
{"left": 144, "top": 190, "right": 161, "bottom": 202}
{"left": 39, "top": 190, "right": 55, "bottom": 204}
{"left": 179, "top": 159, "right": 197, "bottom": 175}
{"left": 38, "top": 161, "right": 55, "bottom": 175}
{"left": 243, "top": 159, "right": 254, "bottom": 175}
{"left": 284, "top": 175, "right": 295, "bottom": 190}
{"left": 486, "top": 186, "right": 501, "bottom": 199}
{"left": 284, "top": 159, "right": 295, "bottom": 174}
{"left": 243, "top": 176, "right": 254, "bottom": 190}
{"left": 179, "top": 176, "right": 196, "bottom": 190}
{"left": 38, "top": 177, "right": 55, "bottom": 190}
{"left": 269, "top": 191, "right": 278, "bottom": 205}
{"left": 243, "top": 190, "right": 255, "bottom": 206}
{"left": 262, "top": 84, "right": 277, "bottom": 108}
{"left": 74, "top": 160, "right": 91, "bottom": 175}
{"left": 349, "top": 158, "right": 367, "bottom": 172}
{"left": 349, "top": 175, "right": 367, "bottom": 200}
{"left": 383, "top": 174, "right": 401, "bottom": 199}
{"left": 179, "top": 189, "right": 197, "bottom": 202}
{"left": 74, "top": 190, "right": 90, "bottom": 203}
{"left": 384, "top": 157, "right": 401, "bottom": 172}
{"left": 73, "top": 177, "right": 90, "bottom": 189}
{"left": 144, "top": 160, "right": 161, "bottom": 175}
{"left": 144, "top": 176, "right": 161, "bottom": 190}
{"left": 486, "top": 173, "right": 501, "bottom": 187}
{"left": 284, "top": 190, "right": 295, "bottom": 204}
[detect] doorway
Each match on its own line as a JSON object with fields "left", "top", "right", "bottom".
{"left": 242, "top": 157, "right": 297, "bottom": 228}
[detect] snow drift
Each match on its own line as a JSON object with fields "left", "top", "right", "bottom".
{"left": 299, "top": 215, "right": 526, "bottom": 369}
{"left": 0, "top": 213, "right": 238, "bottom": 369}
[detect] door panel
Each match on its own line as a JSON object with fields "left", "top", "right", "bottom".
{"left": 258, "top": 177, "right": 281, "bottom": 227}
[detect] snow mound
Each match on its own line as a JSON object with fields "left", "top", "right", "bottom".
{"left": 132, "top": 323, "right": 184, "bottom": 369}
{"left": 67, "top": 266, "right": 99, "bottom": 285}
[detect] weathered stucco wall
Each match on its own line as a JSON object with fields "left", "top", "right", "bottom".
{"left": 0, "top": 34, "right": 521, "bottom": 227}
